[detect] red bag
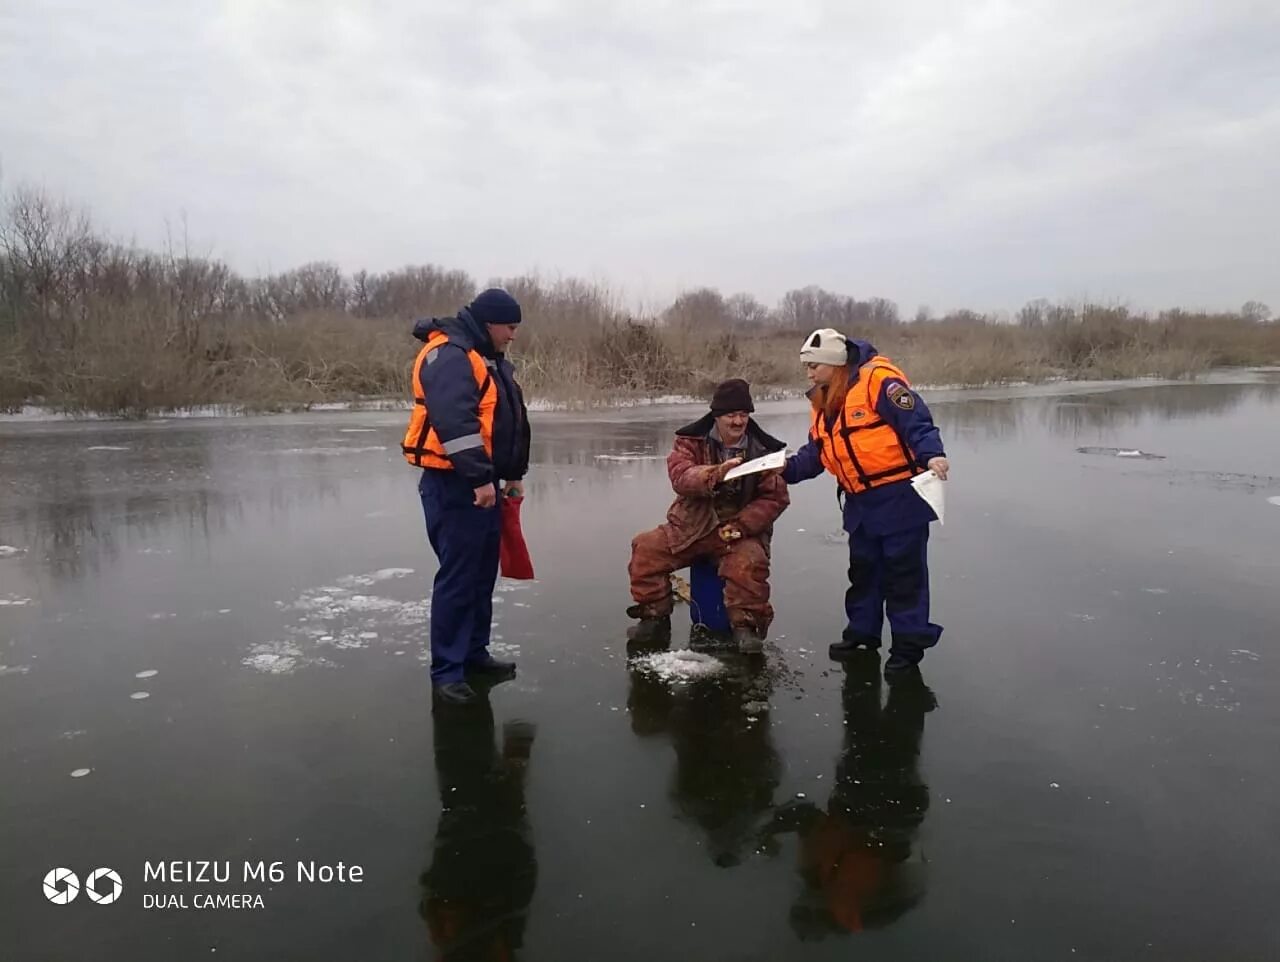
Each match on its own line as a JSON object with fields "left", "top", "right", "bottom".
{"left": 499, "top": 495, "right": 535, "bottom": 580}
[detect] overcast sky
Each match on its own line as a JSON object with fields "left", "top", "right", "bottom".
{"left": 2, "top": 0, "right": 1277, "bottom": 313}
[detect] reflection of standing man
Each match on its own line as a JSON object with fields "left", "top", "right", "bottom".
{"left": 420, "top": 690, "right": 537, "bottom": 960}
{"left": 403, "top": 289, "right": 531, "bottom": 705}
{"left": 762, "top": 657, "right": 934, "bottom": 937}
{"left": 628, "top": 667, "right": 780, "bottom": 867}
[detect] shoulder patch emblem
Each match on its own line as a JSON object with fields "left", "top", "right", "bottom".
{"left": 885, "top": 380, "right": 915, "bottom": 410}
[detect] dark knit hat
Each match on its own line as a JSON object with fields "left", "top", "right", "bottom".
{"left": 710, "top": 378, "right": 754, "bottom": 415}
{"left": 468, "top": 288, "right": 522, "bottom": 325}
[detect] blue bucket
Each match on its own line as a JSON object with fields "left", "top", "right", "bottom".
{"left": 689, "top": 557, "right": 730, "bottom": 633}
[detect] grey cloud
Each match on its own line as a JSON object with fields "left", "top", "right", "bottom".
{"left": 1, "top": 0, "right": 1276, "bottom": 311}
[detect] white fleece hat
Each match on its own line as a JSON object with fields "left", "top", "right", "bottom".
{"left": 799, "top": 328, "right": 849, "bottom": 366}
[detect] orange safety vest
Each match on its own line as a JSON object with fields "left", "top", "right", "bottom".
{"left": 401, "top": 332, "right": 498, "bottom": 469}
{"left": 811, "top": 356, "right": 920, "bottom": 494}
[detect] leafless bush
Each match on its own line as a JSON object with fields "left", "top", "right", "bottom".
{"left": 2, "top": 184, "right": 1278, "bottom": 415}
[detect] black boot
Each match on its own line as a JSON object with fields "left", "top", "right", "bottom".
{"left": 627, "top": 614, "right": 672, "bottom": 650}
{"left": 466, "top": 655, "right": 517, "bottom": 679}
{"left": 830, "top": 627, "right": 881, "bottom": 661}
{"left": 884, "top": 645, "right": 925, "bottom": 681}
{"left": 885, "top": 630, "right": 939, "bottom": 679}
{"left": 733, "top": 626, "right": 765, "bottom": 655}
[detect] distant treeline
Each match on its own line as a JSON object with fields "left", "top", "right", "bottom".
{"left": 1, "top": 185, "right": 1276, "bottom": 416}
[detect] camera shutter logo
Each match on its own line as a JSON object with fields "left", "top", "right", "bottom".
{"left": 43, "top": 868, "right": 80, "bottom": 904}
{"left": 85, "top": 867, "right": 123, "bottom": 904}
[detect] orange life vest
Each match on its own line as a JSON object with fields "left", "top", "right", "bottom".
{"left": 811, "top": 356, "right": 920, "bottom": 494}
{"left": 401, "top": 332, "right": 498, "bottom": 469}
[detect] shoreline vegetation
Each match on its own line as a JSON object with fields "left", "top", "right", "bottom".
{"left": 3, "top": 186, "right": 1277, "bottom": 418}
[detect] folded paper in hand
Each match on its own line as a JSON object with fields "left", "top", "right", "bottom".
{"left": 910, "top": 470, "right": 945, "bottom": 525}
{"left": 723, "top": 450, "right": 786, "bottom": 481}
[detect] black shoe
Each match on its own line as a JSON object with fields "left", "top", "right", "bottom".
{"left": 842, "top": 626, "right": 881, "bottom": 646}
{"left": 733, "top": 627, "right": 765, "bottom": 655}
{"left": 466, "top": 656, "right": 517, "bottom": 678}
{"left": 830, "top": 629, "right": 881, "bottom": 661}
{"left": 626, "top": 615, "right": 672, "bottom": 649}
{"left": 433, "top": 681, "right": 478, "bottom": 705}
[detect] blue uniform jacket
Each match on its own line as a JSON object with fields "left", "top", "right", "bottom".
{"left": 413, "top": 309, "right": 530, "bottom": 487}
{"left": 782, "top": 339, "right": 945, "bottom": 536}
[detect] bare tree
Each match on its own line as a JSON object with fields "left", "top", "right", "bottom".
{"left": 725, "top": 292, "right": 772, "bottom": 329}
{"left": 777, "top": 286, "right": 844, "bottom": 332}
{"left": 0, "top": 186, "right": 95, "bottom": 347}
{"left": 664, "top": 287, "right": 729, "bottom": 330}
{"left": 356, "top": 265, "right": 475, "bottom": 319}
{"left": 778, "top": 286, "right": 897, "bottom": 332}
{"left": 1018, "top": 298, "right": 1050, "bottom": 328}
{"left": 1242, "top": 300, "right": 1272, "bottom": 323}
{"left": 865, "top": 297, "right": 899, "bottom": 327}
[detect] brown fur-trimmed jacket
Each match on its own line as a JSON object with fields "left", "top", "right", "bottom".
{"left": 661, "top": 413, "right": 790, "bottom": 554}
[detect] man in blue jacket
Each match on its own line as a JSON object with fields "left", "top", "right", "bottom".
{"left": 403, "top": 289, "right": 531, "bottom": 705}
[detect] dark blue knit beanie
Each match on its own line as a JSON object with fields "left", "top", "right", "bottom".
{"left": 468, "top": 288, "right": 522, "bottom": 325}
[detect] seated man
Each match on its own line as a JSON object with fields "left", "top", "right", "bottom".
{"left": 627, "top": 379, "right": 789, "bottom": 653}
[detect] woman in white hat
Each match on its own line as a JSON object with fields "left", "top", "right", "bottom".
{"left": 781, "top": 329, "right": 950, "bottom": 679}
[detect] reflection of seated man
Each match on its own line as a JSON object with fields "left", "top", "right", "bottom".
{"left": 761, "top": 659, "right": 935, "bottom": 938}
{"left": 627, "top": 666, "right": 780, "bottom": 867}
{"left": 420, "top": 691, "right": 537, "bottom": 961}
{"left": 627, "top": 379, "right": 789, "bottom": 653}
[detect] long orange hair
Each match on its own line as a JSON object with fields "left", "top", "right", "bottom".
{"left": 810, "top": 364, "right": 852, "bottom": 423}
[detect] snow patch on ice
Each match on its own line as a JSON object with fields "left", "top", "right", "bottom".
{"left": 632, "top": 650, "right": 727, "bottom": 681}
{"left": 242, "top": 640, "right": 336, "bottom": 675}
{"left": 332, "top": 568, "right": 414, "bottom": 589}
{"left": 249, "top": 567, "right": 431, "bottom": 672}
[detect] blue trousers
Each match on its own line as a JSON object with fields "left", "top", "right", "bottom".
{"left": 419, "top": 470, "right": 501, "bottom": 684}
{"left": 845, "top": 523, "right": 942, "bottom": 661}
